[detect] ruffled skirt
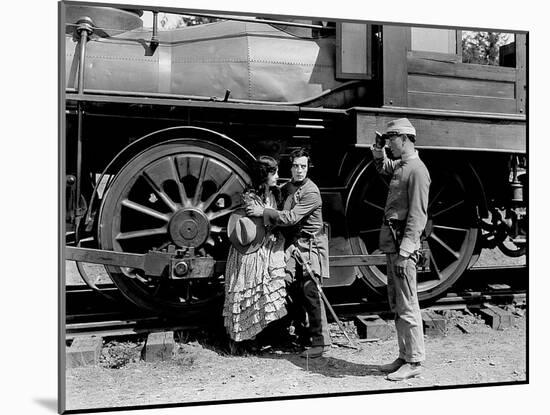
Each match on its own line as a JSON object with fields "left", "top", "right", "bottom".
{"left": 223, "top": 234, "right": 287, "bottom": 342}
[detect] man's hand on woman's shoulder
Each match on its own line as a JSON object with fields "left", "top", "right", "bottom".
{"left": 245, "top": 201, "right": 264, "bottom": 217}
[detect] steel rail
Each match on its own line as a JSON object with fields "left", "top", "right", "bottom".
{"left": 66, "top": 318, "right": 201, "bottom": 340}
{"left": 65, "top": 289, "right": 526, "bottom": 340}
{"left": 65, "top": 278, "right": 526, "bottom": 340}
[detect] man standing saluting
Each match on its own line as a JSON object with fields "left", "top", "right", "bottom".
{"left": 246, "top": 148, "right": 331, "bottom": 358}
{"left": 371, "top": 118, "right": 431, "bottom": 381}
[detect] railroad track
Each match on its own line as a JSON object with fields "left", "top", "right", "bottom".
{"left": 65, "top": 265, "right": 526, "bottom": 340}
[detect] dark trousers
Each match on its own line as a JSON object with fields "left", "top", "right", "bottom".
{"left": 289, "top": 264, "right": 331, "bottom": 347}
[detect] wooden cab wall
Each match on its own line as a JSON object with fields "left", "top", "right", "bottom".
{"left": 381, "top": 25, "right": 526, "bottom": 115}
{"left": 352, "top": 25, "right": 526, "bottom": 154}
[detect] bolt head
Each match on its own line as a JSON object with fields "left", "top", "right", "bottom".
{"left": 174, "top": 261, "right": 189, "bottom": 276}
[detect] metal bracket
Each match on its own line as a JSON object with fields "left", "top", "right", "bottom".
{"left": 65, "top": 245, "right": 214, "bottom": 280}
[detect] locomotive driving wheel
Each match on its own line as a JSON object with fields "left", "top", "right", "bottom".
{"left": 346, "top": 160, "right": 479, "bottom": 302}
{"left": 98, "top": 138, "right": 252, "bottom": 316}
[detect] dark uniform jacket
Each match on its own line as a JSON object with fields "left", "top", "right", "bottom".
{"left": 371, "top": 147, "right": 431, "bottom": 256}
{"left": 263, "top": 178, "right": 330, "bottom": 278}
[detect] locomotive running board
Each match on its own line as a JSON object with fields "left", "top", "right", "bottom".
{"left": 65, "top": 246, "right": 387, "bottom": 276}
{"left": 329, "top": 255, "right": 386, "bottom": 266}
{"left": 65, "top": 246, "right": 216, "bottom": 279}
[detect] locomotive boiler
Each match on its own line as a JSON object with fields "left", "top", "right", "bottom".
{"left": 63, "top": 3, "right": 527, "bottom": 316}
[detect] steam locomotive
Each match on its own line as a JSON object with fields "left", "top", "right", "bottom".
{"left": 63, "top": 3, "right": 527, "bottom": 316}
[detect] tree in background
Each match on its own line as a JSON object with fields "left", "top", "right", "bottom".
{"left": 462, "top": 31, "right": 513, "bottom": 65}
{"left": 159, "top": 14, "right": 218, "bottom": 29}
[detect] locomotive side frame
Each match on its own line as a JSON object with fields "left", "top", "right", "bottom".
{"left": 62, "top": 3, "right": 527, "bottom": 315}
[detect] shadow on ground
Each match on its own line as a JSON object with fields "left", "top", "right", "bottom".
{"left": 259, "top": 350, "right": 386, "bottom": 378}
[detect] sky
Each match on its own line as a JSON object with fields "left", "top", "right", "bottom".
{"left": 141, "top": 10, "right": 184, "bottom": 29}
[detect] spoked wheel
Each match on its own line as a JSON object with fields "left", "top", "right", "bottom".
{"left": 98, "top": 138, "right": 252, "bottom": 315}
{"left": 346, "top": 160, "right": 480, "bottom": 302}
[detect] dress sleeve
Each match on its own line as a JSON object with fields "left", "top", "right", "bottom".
{"left": 240, "top": 190, "right": 252, "bottom": 206}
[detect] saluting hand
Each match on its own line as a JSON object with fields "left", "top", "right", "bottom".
{"left": 374, "top": 131, "right": 386, "bottom": 149}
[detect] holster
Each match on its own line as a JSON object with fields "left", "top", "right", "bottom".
{"left": 385, "top": 218, "right": 430, "bottom": 272}
{"left": 384, "top": 218, "right": 405, "bottom": 251}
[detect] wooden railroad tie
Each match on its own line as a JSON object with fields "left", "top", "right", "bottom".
{"left": 66, "top": 335, "right": 103, "bottom": 368}
{"left": 141, "top": 331, "right": 175, "bottom": 362}
{"left": 479, "top": 304, "right": 513, "bottom": 330}
{"left": 354, "top": 315, "right": 391, "bottom": 341}
{"left": 421, "top": 310, "right": 446, "bottom": 336}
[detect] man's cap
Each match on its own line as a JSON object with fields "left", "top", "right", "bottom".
{"left": 384, "top": 118, "right": 416, "bottom": 136}
{"left": 227, "top": 208, "right": 265, "bottom": 254}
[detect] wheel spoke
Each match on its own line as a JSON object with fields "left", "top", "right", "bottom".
{"left": 208, "top": 207, "right": 239, "bottom": 221}
{"left": 429, "top": 232, "right": 460, "bottom": 260}
{"left": 121, "top": 199, "right": 171, "bottom": 222}
{"left": 175, "top": 154, "right": 190, "bottom": 178}
{"left": 185, "top": 282, "right": 193, "bottom": 302}
{"left": 363, "top": 199, "right": 385, "bottom": 211}
{"left": 115, "top": 226, "right": 168, "bottom": 241}
{"left": 359, "top": 227, "right": 381, "bottom": 234}
{"left": 431, "top": 200, "right": 464, "bottom": 219}
{"left": 156, "top": 241, "right": 171, "bottom": 251}
{"left": 193, "top": 157, "right": 209, "bottom": 206}
{"left": 432, "top": 224, "right": 469, "bottom": 233}
{"left": 151, "top": 279, "right": 164, "bottom": 297}
{"left": 199, "top": 174, "right": 237, "bottom": 212}
{"left": 428, "top": 183, "right": 447, "bottom": 210}
{"left": 427, "top": 241, "right": 443, "bottom": 279}
{"left": 171, "top": 156, "right": 192, "bottom": 207}
{"left": 142, "top": 172, "right": 179, "bottom": 212}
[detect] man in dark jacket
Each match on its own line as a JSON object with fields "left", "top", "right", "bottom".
{"left": 246, "top": 148, "right": 331, "bottom": 358}
{"left": 371, "top": 118, "right": 431, "bottom": 381}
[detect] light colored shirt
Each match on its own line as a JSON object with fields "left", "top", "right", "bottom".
{"left": 371, "top": 146, "right": 431, "bottom": 256}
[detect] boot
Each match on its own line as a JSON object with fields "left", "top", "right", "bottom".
{"left": 386, "top": 362, "right": 423, "bottom": 381}
{"left": 378, "top": 358, "right": 406, "bottom": 373}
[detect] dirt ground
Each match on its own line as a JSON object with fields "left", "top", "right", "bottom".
{"left": 65, "top": 304, "right": 526, "bottom": 412}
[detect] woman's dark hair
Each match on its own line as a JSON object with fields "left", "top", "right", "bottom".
{"left": 248, "top": 156, "right": 279, "bottom": 202}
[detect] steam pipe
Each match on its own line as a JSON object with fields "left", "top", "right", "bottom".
{"left": 151, "top": 11, "right": 159, "bottom": 46}
{"left": 65, "top": 80, "right": 364, "bottom": 107}
{"left": 74, "top": 17, "right": 94, "bottom": 237}
{"left": 170, "top": 11, "right": 327, "bottom": 29}
{"left": 76, "top": 17, "right": 93, "bottom": 94}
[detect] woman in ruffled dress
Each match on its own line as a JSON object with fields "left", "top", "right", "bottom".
{"left": 223, "top": 156, "right": 287, "bottom": 349}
